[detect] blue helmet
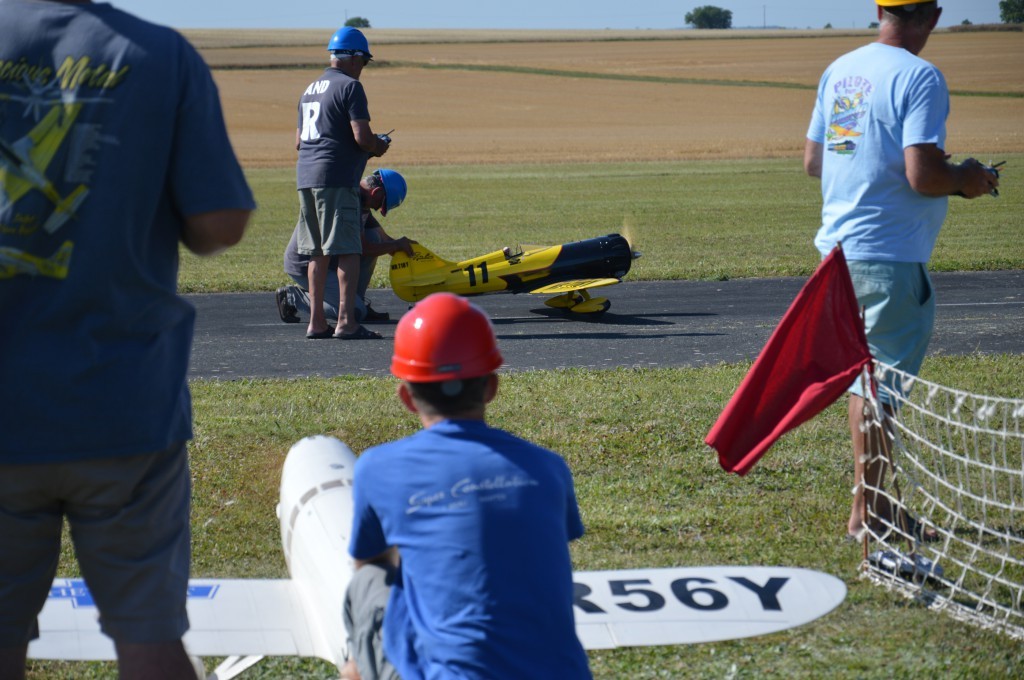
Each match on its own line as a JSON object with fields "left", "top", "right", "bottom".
{"left": 375, "top": 169, "right": 407, "bottom": 216}
{"left": 327, "top": 27, "right": 372, "bottom": 60}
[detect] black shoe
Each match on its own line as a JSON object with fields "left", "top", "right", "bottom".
{"left": 276, "top": 287, "right": 300, "bottom": 323}
{"left": 362, "top": 303, "right": 390, "bottom": 323}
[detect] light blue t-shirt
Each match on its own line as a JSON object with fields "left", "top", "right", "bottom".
{"left": 0, "top": 0, "right": 255, "bottom": 463}
{"left": 807, "top": 42, "right": 949, "bottom": 262}
{"left": 350, "top": 419, "right": 592, "bottom": 680}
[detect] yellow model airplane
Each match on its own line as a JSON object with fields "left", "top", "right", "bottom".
{"left": 389, "top": 233, "right": 641, "bottom": 315}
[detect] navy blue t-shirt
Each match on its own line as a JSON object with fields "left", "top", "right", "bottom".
{"left": 0, "top": 0, "right": 255, "bottom": 463}
{"left": 296, "top": 68, "right": 371, "bottom": 189}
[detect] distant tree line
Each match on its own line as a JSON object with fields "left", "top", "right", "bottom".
{"left": 1002, "top": 0, "right": 1024, "bottom": 23}
{"left": 345, "top": 17, "right": 371, "bottom": 28}
{"left": 685, "top": 5, "right": 732, "bottom": 29}
{"left": 682, "top": 1, "right": 1024, "bottom": 31}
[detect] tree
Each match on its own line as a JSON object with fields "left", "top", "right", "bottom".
{"left": 1001, "top": 0, "right": 1024, "bottom": 23}
{"left": 824, "top": 22, "right": 833, "bottom": 29}
{"left": 685, "top": 5, "right": 733, "bottom": 29}
{"left": 345, "top": 16, "right": 371, "bottom": 28}
{"left": 868, "top": 21, "right": 879, "bottom": 29}
{"left": 961, "top": 18, "right": 972, "bottom": 25}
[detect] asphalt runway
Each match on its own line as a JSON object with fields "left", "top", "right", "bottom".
{"left": 188, "top": 270, "right": 1024, "bottom": 379}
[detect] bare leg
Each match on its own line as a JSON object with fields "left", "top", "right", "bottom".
{"left": 114, "top": 640, "right": 199, "bottom": 680}
{"left": 847, "top": 395, "right": 894, "bottom": 537}
{"left": 335, "top": 254, "right": 361, "bottom": 335}
{"left": 0, "top": 644, "right": 27, "bottom": 680}
{"left": 340, "top": 659, "right": 363, "bottom": 680}
{"left": 307, "top": 255, "right": 331, "bottom": 335}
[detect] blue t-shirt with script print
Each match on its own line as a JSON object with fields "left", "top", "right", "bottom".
{"left": 350, "top": 419, "right": 591, "bottom": 680}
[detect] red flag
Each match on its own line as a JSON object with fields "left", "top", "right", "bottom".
{"left": 705, "top": 246, "right": 871, "bottom": 475}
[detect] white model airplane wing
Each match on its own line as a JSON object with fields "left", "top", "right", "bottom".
{"left": 572, "top": 566, "right": 846, "bottom": 648}
{"left": 31, "top": 578, "right": 323, "bottom": 662}
{"left": 32, "top": 565, "right": 845, "bottom": 662}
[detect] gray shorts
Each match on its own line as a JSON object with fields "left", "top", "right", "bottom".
{"left": 0, "top": 443, "right": 191, "bottom": 645}
{"left": 343, "top": 563, "right": 399, "bottom": 680}
{"left": 297, "top": 186, "right": 363, "bottom": 257}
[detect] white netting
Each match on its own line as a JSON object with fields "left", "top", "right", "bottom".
{"left": 857, "top": 361, "right": 1024, "bottom": 640}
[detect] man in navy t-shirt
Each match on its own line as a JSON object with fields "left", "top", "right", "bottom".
{"left": 0, "top": 1, "right": 254, "bottom": 677}
{"left": 295, "top": 26, "right": 389, "bottom": 340}
{"left": 344, "top": 293, "right": 592, "bottom": 680}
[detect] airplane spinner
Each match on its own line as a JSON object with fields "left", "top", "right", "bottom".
{"left": 389, "top": 233, "right": 641, "bottom": 315}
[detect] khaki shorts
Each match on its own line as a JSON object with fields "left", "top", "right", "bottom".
{"left": 0, "top": 443, "right": 191, "bottom": 645}
{"left": 297, "top": 186, "right": 363, "bottom": 257}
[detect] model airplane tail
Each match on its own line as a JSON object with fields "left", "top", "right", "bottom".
{"left": 389, "top": 243, "right": 455, "bottom": 301}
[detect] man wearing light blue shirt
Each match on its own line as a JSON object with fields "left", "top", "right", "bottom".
{"left": 804, "top": 0, "right": 998, "bottom": 541}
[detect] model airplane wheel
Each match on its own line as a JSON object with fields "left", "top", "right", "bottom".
{"left": 565, "top": 299, "right": 610, "bottom": 317}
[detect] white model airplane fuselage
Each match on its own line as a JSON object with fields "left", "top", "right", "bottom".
{"left": 31, "top": 436, "right": 847, "bottom": 679}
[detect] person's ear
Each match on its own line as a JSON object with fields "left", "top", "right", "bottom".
{"left": 483, "top": 373, "right": 499, "bottom": 405}
{"left": 371, "top": 186, "right": 386, "bottom": 208}
{"left": 397, "top": 382, "right": 419, "bottom": 413}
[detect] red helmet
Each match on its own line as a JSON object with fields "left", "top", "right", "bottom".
{"left": 391, "top": 293, "right": 503, "bottom": 382}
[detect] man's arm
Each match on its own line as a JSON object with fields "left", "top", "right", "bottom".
{"left": 804, "top": 139, "right": 823, "bottom": 179}
{"left": 362, "top": 233, "right": 415, "bottom": 257}
{"left": 351, "top": 119, "right": 389, "bottom": 157}
{"left": 905, "top": 144, "right": 998, "bottom": 199}
{"left": 181, "top": 209, "right": 251, "bottom": 256}
{"left": 295, "top": 128, "right": 301, "bottom": 151}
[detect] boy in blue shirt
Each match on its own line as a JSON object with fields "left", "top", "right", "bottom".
{"left": 344, "top": 293, "right": 592, "bottom": 680}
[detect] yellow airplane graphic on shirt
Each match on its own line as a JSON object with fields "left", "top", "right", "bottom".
{"left": 0, "top": 240, "right": 72, "bottom": 279}
{"left": 0, "top": 101, "right": 89, "bottom": 234}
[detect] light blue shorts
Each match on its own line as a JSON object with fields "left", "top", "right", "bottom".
{"left": 297, "top": 186, "right": 363, "bottom": 257}
{"left": 0, "top": 443, "right": 191, "bottom": 645}
{"left": 847, "top": 260, "right": 935, "bottom": 403}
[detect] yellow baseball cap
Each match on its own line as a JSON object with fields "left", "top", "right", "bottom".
{"left": 876, "top": 0, "right": 931, "bottom": 6}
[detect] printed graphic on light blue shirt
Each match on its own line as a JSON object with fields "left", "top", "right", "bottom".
{"left": 826, "top": 76, "right": 872, "bottom": 156}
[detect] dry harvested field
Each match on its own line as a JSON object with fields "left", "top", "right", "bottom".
{"left": 198, "top": 30, "right": 1024, "bottom": 167}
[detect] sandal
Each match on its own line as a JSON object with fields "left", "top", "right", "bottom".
{"left": 334, "top": 325, "right": 382, "bottom": 340}
{"left": 902, "top": 515, "right": 940, "bottom": 543}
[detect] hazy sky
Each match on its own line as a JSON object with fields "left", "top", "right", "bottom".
{"left": 115, "top": 1, "right": 1001, "bottom": 31}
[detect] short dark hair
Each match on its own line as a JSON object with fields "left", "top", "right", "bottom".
{"left": 881, "top": 2, "right": 938, "bottom": 27}
{"left": 406, "top": 375, "right": 491, "bottom": 417}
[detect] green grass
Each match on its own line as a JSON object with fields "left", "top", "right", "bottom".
{"left": 178, "top": 155, "right": 1024, "bottom": 293}
{"left": 32, "top": 355, "right": 1024, "bottom": 679}
{"left": 29, "top": 153, "right": 1024, "bottom": 677}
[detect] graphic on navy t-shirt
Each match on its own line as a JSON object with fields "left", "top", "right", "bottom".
{"left": 0, "top": 56, "right": 127, "bottom": 279}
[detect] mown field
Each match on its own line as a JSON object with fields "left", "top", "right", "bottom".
{"left": 30, "top": 29, "right": 1024, "bottom": 679}
{"left": 201, "top": 29, "right": 1024, "bottom": 168}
